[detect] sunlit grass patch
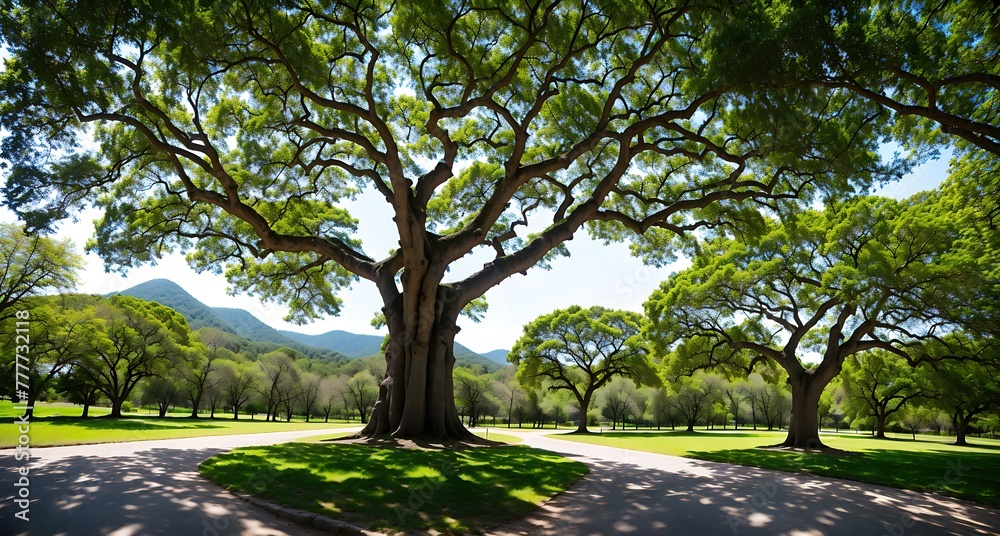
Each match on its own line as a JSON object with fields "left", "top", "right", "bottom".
{"left": 198, "top": 441, "right": 587, "bottom": 534}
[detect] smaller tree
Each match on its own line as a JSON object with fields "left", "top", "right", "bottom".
{"left": 141, "top": 376, "right": 181, "bottom": 418}
{"left": 299, "top": 372, "right": 322, "bottom": 422}
{"left": 924, "top": 349, "right": 1000, "bottom": 446}
{"left": 347, "top": 371, "right": 378, "bottom": 424}
{"left": 454, "top": 368, "right": 491, "bottom": 428}
{"left": 670, "top": 373, "right": 721, "bottom": 432}
{"left": 842, "top": 350, "right": 931, "bottom": 439}
{"left": 220, "top": 360, "right": 258, "bottom": 420}
{"left": 510, "top": 305, "right": 657, "bottom": 433}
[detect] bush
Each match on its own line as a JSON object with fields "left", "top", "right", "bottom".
{"left": 121, "top": 401, "right": 137, "bottom": 413}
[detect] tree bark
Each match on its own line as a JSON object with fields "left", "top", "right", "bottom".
{"left": 782, "top": 373, "right": 828, "bottom": 449}
{"left": 574, "top": 391, "right": 593, "bottom": 433}
{"left": 358, "top": 284, "right": 471, "bottom": 440}
{"left": 953, "top": 413, "right": 969, "bottom": 446}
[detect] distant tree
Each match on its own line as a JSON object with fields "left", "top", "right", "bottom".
{"left": 454, "top": 368, "right": 490, "bottom": 428}
{"left": 256, "top": 351, "right": 299, "bottom": 422}
{"left": 599, "top": 379, "right": 638, "bottom": 431}
{"left": 57, "top": 365, "right": 101, "bottom": 417}
{"left": 669, "top": 374, "right": 721, "bottom": 432}
{"left": 819, "top": 383, "right": 849, "bottom": 432}
{"left": 901, "top": 406, "right": 935, "bottom": 441}
{"left": 721, "top": 378, "right": 749, "bottom": 430}
{"left": 842, "top": 350, "right": 931, "bottom": 439}
{"left": 181, "top": 328, "right": 232, "bottom": 418}
{"left": 142, "top": 376, "right": 181, "bottom": 418}
{"left": 347, "top": 371, "right": 378, "bottom": 424}
{"left": 510, "top": 306, "right": 656, "bottom": 433}
{"left": 648, "top": 388, "right": 673, "bottom": 430}
{"left": 0, "top": 223, "right": 82, "bottom": 322}
{"left": 220, "top": 360, "right": 258, "bottom": 420}
{"left": 299, "top": 373, "right": 322, "bottom": 422}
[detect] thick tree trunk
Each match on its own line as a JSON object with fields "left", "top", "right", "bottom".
{"left": 782, "top": 373, "right": 828, "bottom": 449}
{"left": 875, "top": 414, "right": 887, "bottom": 439}
{"left": 575, "top": 392, "right": 593, "bottom": 433}
{"left": 953, "top": 414, "right": 969, "bottom": 446}
{"left": 358, "top": 286, "right": 471, "bottom": 440}
{"left": 109, "top": 399, "right": 123, "bottom": 418}
{"left": 81, "top": 402, "right": 91, "bottom": 418}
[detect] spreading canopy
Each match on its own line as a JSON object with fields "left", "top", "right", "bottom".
{"left": 0, "top": 0, "right": 895, "bottom": 438}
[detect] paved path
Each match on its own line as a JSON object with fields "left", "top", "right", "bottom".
{"left": 0, "top": 428, "right": 356, "bottom": 536}
{"left": 4, "top": 427, "right": 999, "bottom": 536}
{"left": 488, "top": 429, "right": 1000, "bottom": 536}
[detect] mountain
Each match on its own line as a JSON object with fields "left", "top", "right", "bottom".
{"left": 117, "top": 280, "right": 346, "bottom": 362}
{"left": 118, "top": 279, "right": 234, "bottom": 332}
{"left": 280, "top": 330, "right": 492, "bottom": 363}
{"left": 213, "top": 308, "right": 315, "bottom": 349}
{"left": 118, "top": 279, "right": 507, "bottom": 370}
{"left": 481, "top": 349, "right": 510, "bottom": 365}
{"left": 279, "top": 330, "right": 384, "bottom": 359}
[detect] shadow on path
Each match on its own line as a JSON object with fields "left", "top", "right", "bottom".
{"left": 490, "top": 434, "right": 1000, "bottom": 536}
{"left": 0, "top": 446, "right": 325, "bottom": 536}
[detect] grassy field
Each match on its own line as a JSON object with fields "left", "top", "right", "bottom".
{"left": 554, "top": 429, "right": 1000, "bottom": 506}
{"left": 199, "top": 441, "right": 587, "bottom": 535}
{"left": 1, "top": 401, "right": 359, "bottom": 448}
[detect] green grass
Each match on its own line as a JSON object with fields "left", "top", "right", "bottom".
{"left": 472, "top": 430, "right": 523, "bottom": 444}
{"left": 553, "top": 429, "right": 1000, "bottom": 506}
{"left": 199, "top": 441, "right": 588, "bottom": 535}
{"left": 1, "top": 401, "right": 358, "bottom": 448}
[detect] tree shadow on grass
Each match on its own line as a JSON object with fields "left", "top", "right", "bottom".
{"left": 690, "top": 447, "right": 1000, "bottom": 507}
{"left": 572, "top": 430, "right": 783, "bottom": 439}
{"left": 198, "top": 442, "right": 588, "bottom": 535}
{"left": 34, "top": 416, "right": 227, "bottom": 431}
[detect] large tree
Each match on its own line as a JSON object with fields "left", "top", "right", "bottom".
{"left": 0, "top": 295, "right": 93, "bottom": 416}
{"left": 645, "top": 195, "right": 977, "bottom": 448}
{"left": 510, "top": 305, "right": 656, "bottom": 433}
{"left": 75, "top": 295, "right": 191, "bottom": 417}
{"left": 0, "top": 1, "right": 891, "bottom": 439}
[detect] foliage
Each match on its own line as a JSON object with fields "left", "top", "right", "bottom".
{"left": 510, "top": 305, "right": 656, "bottom": 432}
{"left": 0, "top": 223, "right": 83, "bottom": 321}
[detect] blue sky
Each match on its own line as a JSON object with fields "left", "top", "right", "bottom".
{"left": 2, "top": 151, "right": 950, "bottom": 354}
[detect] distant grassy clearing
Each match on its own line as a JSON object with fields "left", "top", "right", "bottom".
{"left": 199, "top": 442, "right": 587, "bottom": 535}
{"left": 0, "top": 401, "right": 358, "bottom": 448}
{"left": 553, "top": 429, "right": 1000, "bottom": 506}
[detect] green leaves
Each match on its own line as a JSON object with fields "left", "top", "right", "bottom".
{"left": 510, "top": 305, "right": 657, "bottom": 400}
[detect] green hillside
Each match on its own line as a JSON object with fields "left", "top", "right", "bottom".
{"left": 117, "top": 279, "right": 234, "bottom": 331}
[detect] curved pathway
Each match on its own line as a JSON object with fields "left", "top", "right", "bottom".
{"left": 0, "top": 428, "right": 357, "bottom": 536}
{"left": 4, "top": 427, "right": 999, "bottom": 535}
{"left": 488, "top": 429, "right": 1000, "bottom": 536}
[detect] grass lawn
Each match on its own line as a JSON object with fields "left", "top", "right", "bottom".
{"left": 199, "top": 441, "right": 588, "bottom": 535}
{"left": 553, "top": 429, "right": 1000, "bottom": 506}
{"left": 1, "top": 401, "right": 359, "bottom": 448}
